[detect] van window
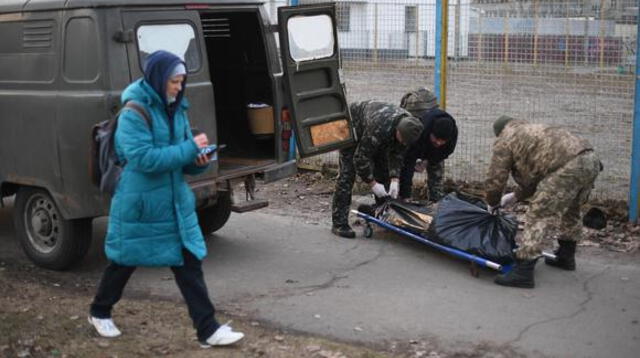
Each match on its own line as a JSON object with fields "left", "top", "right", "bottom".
{"left": 136, "top": 24, "right": 200, "bottom": 72}
{"left": 63, "top": 17, "right": 99, "bottom": 82}
{"left": 287, "top": 15, "right": 334, "bottom": 62}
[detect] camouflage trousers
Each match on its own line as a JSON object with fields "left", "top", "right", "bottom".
{"left": 332, "top": 147, "right": 390, "bottom": 227}
{"left": 516, "top": 151, "right": 601, "bottom": 260}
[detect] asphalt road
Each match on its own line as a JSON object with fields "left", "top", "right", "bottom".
{"left": 1, "top": 202, "right": 639, "bottom": 357}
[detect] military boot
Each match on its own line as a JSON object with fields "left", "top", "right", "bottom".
{"left": 545, "top": 240, "right": 576, "bottom": 271}
{"left": 494, "top": 258, "right": 537, "bottom": 288}
{"left": 331, "top": 224, "right": 356, "bottom": 239}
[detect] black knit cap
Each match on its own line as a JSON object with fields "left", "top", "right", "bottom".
{"left": 431, "top": 117, "right": 455, "bottom": 140}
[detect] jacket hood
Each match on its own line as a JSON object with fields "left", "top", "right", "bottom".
{"left": 143, "top": 50, "right": 188, "bottom": 107}
{"left": 121, "top": 79, "right": 189, "bottom": 110}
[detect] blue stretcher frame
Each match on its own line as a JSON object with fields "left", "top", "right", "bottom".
{"left": 351, "top": 210, "right": 557, "bottom": 276}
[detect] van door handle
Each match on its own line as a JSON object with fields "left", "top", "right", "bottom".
{"left": 113, "top": 30, "right": 134, "bottom": 43}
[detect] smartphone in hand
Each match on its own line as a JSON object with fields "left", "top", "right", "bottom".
{"left": 200, "top": 144, "right": 226, "bottom": 162}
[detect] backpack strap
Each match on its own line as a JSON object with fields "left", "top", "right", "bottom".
{"left": 123, "top": 101, "right": 152, "bottom": 130}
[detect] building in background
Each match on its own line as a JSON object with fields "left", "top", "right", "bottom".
{"left": 265, "top": 0, "right": 472, "bottom": 59}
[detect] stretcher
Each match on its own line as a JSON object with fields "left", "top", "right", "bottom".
{"left": 351, "top": 209, "right": 556, "bottom": 277}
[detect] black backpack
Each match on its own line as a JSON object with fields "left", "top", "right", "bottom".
{"left": 90, "top": 101, "right": 151, "bottom": 195}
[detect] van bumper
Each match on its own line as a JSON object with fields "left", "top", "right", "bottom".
{"left": 262, "top": 160, "right": 297, "bottom": 183}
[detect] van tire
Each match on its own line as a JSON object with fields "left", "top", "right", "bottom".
{"left": 13, "top": 187, "right": 92, "bottom": 270}
{"left": 197, "top": 191, "right": 232, "bottom": 236}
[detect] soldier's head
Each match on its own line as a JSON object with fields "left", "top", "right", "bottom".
{"left": 395, "top": 116, "right": 424, "bottom": 146}
{"left": 430, "top": 116, "right": 456, "bottom": 148}
{"left": 493, "top": 115, "right": 515, "bottom": 137}
{"left": 400, "top": 87, "right": 438, "bottom": 117}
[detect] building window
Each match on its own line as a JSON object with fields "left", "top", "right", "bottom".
{"left": 336, "top": 3, "right": 350, "bottom": 32}
{"left": 405, "top": 6, "right": 417, "bottom": 33}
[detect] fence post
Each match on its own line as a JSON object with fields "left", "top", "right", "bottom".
{"left": 416, "top": 5, "right": 420, "bottom": 63}
{"left": 629, "top": 13, "right": 640, "bottom": 223}
{"left": 505, "top": 14, "right": 510, "bottom": 65}
{"left": 435, "top": 0, "right": 449, "bottom": 110}
{"left": 288, "top": 0, "right": 298, "bottom": 161}
{"left": 533, "top": 0, "right": 538, "bottom": 66}
{"left": 374, "top": 3, "right": 379, "bottom": 63}
{"left": 454, "top": 0, "right": 461, "bottom": 61}
{"left": 565, "top": 4, "right": 570, "bottom": 68}
{"left": 599, "top": 0, "right": 605, "bottom": 69}
{"left": 478, "top": 12, "right": 483, "bottom": 62}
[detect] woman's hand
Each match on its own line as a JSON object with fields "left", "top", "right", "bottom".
{"left": 193, "top": 133, "right": 209, "bottom": 149}
{"left": 195, "top": 154, "right": 209, "bottom": 167}
{"left": 193, "top": 133, "right": 209, "bottom": 166}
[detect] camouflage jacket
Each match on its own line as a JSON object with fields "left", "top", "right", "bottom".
{"left": 485, "top": 120, "right": 593, "bottom": 206}
{"left": 349, "top": 100, "right": 411, "bottom": 183}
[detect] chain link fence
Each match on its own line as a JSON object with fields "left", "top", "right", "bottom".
{"left": 266, "top": 0, "right": 638, "bottom": 200}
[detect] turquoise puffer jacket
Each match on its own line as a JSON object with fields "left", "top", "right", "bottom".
{"left": 105, "top": 79, "right": 208, "bottom": 266}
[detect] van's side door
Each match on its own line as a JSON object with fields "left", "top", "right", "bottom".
{"left": 120, "top": 10, "right": 218, "bottom": 179}
{"left": 277, "top": 4, "right": 355, "bottom": 158}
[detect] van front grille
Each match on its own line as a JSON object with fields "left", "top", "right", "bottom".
{"left": 23, "top": 21, "right": 53, "bottom": 49}
{"left": 202, "top": 18, "right": 231, "bottom": 38}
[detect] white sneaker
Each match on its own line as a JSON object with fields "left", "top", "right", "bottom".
{"left": 200, "top": 322, "right": 244, "bottom": 347}
{"left": 88, "top": 316, "right": 122, "bottom": 338}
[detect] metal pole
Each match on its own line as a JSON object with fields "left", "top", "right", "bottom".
{"left": 504, "top": 13, "right": 509, "bottom": 65}
{"left": 478, "top": 11, "right": 483, "bottom": 62}
{"left": 599, "top": 0, "right": 606, "bottom": 69}
{"left": 533, "top": 0, "right": 538, "bottom": 66}
{"left": 435, "top": 0, "right": 449, "bottom": 110}
{"left": 455, "top": 0, "right": 461, "bottom": 61}
{"left": 374, "top": 3, "right": 378, "bottom": 63}
{"left": 565, "top": 3, "right": 570, "bottom": 68}
{"left": 288, "top": 0, "right": 298, "bottom": 160}
{"left": 629, "top": 8, "right": 640, "bottom": 223}
{"left": 416, "top": 5, "right": 420, "bottom": 64}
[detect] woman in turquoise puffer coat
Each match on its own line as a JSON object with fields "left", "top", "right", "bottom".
{"left": 88, "top": 50, "right": 243, "bottom": 347}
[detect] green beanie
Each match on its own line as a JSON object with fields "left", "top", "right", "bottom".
{"left": 397, "top": 116, "right": 424, "bottom": 145}
{"left": 493, "top": 115, "right": 515, "bottom": 136}
{"left": 400, "top": 87, "right": 438, "bottom": 116}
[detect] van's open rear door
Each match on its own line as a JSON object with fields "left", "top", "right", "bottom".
{"left": 277, "top": 4, "right": 355, "bottom": 158}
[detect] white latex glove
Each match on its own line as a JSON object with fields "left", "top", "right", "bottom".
{"left": 371, "top": 182, "right": 388, "bottom": 198}
{"left": 388, "top": 179, "right": 399, "bottom": 199}
{"left": 414, "top": 159, "right": 427, "bottom": 173}
{"left": 486, "top": 203, "right": 498, "bottom": 215}
{"left": 500, "top": 192, "right": 517, "bottom": 208}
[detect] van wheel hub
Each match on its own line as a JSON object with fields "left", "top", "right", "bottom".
{"left": 24, "top": 195, "right": 60, "bottom": 253}
{"left": 32, "top": 210, "right": 52, "bottom": 236}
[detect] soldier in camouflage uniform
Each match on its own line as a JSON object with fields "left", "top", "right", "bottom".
{"left": 331, "top": 100, "right": 423, "bottom": 238}
{"left": 399, "top": 88, "right": 458, "bottom": 201}
{"left": 485, "top": 116, "right": 601, "bottom": 288}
